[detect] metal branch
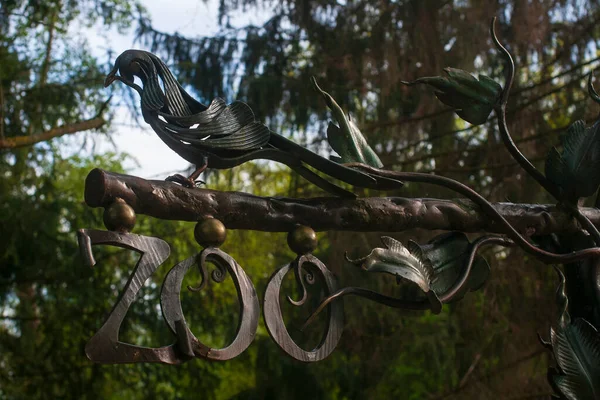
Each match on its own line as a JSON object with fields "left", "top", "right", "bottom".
{"left": 299, "top": 287, "right": 430, "bottom": 332}
{"left": 342, "top": 164, "right": 600, "bottom": 263}
{"left": 491, "top": 18, "right": 600, "bottom": 247}
{"left": 85, "top": 169, "right": 600, "bottom": 236}
{"left": 300, "top": 235, "right": 513, "bottom": 330}
{"left": 491, "top": 18, "right": 561, "bottom": 200}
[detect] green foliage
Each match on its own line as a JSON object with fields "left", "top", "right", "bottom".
{"left": 402, "top": 68, "right": 502, "bottom": 125}
{"left": 0, "top": 152, "right": 129, "bottom": 399}
{"left": 0, "top": 0, "right": 148, "bottom": 144}
{"left": 545, "top": 120, "right": 600, "bottom": 202}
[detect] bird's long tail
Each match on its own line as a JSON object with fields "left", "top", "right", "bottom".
{"left": 269, "top": 133, "right": 403, "bottom": 191}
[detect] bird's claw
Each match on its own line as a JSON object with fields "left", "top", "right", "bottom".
{"left": 165, "top": 174, "right": 205, "bottom": 188}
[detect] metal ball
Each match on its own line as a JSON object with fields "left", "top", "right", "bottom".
{"left": 287, "top": 225, "right": 317, "bottom": 255}
{"left": 103, "top": 199, "right": 136, "bottom": 232}
{"left": 195, "top": 218, "right": 227, "bottom": 247}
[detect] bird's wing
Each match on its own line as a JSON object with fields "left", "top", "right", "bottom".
{"left": 158, "top": 98, "right": 227, "bottom": 127}
{"left": 154, "top": 100, "right": 271, "bottom": 151}
{"left": 166, "top": 101, "right": 256, "bottom": 138}
{"left": 188, "top": 123, "right": 271, "bottom": 150}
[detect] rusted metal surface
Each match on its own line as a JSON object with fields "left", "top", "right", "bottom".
{"left": 85, "top": 168, "right": 600, "bottom": 236}
{"left": 71, "top": 21, "right": 600, "bottom": 395}
{"left": 263, "top": 255, "right": 344, "bottom": 362}
{"left": 161, "top": 247, "right": 259, "bottom": 361}
{"left": 78, "top": 229, "right": 188, "bottom": 364}
{"left": 79, "top": 226, "right": 347, "bottom": 364}
{"left": 79, "top": 229, "right": 260, "bottom": 364}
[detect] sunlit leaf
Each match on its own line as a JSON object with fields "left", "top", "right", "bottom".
{"left": 346, "top": 236, "right": 441, "bottom": 312}
{"left": 312, "top": 77, "right": 384, "bottom": 168}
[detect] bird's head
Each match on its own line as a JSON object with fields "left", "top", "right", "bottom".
{"left": 105, "top": 50, "right": 169, "bottom": 112}
{"left": 105, "top": 50, "right": 155, "bottom": 92}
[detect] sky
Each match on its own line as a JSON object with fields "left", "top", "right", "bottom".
{"left": 86, "top": 0, "right": 269, "bottom": 179}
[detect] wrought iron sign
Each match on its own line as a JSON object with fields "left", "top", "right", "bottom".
{"left": 78, "top": 19, "right": 600, "bottom": 397}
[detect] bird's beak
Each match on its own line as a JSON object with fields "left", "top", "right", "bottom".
{"left": 104, "top": 65, "right": 119, "bottom": 87}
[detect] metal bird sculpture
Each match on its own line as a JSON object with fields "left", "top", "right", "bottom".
{"left": 105, "top": 50, "right": 402, "bottom": 197}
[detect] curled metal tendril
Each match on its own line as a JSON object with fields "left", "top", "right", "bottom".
{"left": 302, "top": 235, "right": 513, "bottom": 331}
{"left": 187, "top": 253, "right": 228, "bottom": 292}
{"left": 492, "top": 16, "right": 600, "bottom": 246}
{"left": 490, "top": 17, "right": 515, "bottom": 106}
{"left": 588, "top": 71, "right": 600, "bottom": 105}
{"left": 439, "top": 236, "right": 513, "bottom": 303}
{"left": 211, "top": 263, "right": 228, "bottom": 282}
{"left": 264, "top": 254, "right": 343, "bottom": 362}
{"left": 344, "top": 162, "right": 600, "bottom": 264}
{"left": 162, "top": 247, "right": 260, "bottom": 361}
{"left": 301, "top": 287, "right": 429, "bottom": 332}
{"left": 187, "top": 256, "right": 206, "bottom": 292}
{"left": 304, "top": 270, "right": 315, "bottom": 284}
{"left": 286, "top": 259, "right": 316, "bottom": 307}
{"left": 490, "top": 17, "right": 600, "bottom": 251}
{"left": 537, "top": 266, "right": 571, "bottom": 355}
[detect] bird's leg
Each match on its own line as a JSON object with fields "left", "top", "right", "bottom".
{"left": 166, "top": 157, "right": 208, "bottom": 188}
{"left": 188, "top": 163, "right": 207, "bottom": 184}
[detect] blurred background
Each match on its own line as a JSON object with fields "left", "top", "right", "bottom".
{"left": 1, "top": 0, "right": 600, "bottom": 398}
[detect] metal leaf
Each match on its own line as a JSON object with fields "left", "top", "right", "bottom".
{"left": 346, "top": 236, "right": 440, "bottom": 312}
{"left": 550, "top": 319, "right": 600, "bottom": 399}
{"left": 402, "top": 67, "right": 502, "bottom": 125}
{"left": 543, "top": 266, "right": 600, "bottom": 399}
{"left": 545, "top": 119, "right": 600, "bottom": 201}
{"left": 312, "top": 77, "right": 384, "bottom": 168}
{"left": 412, "top": 232, "right": 490, "bottom": 301}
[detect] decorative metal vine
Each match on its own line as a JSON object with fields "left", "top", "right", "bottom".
{"left": 78, "top": 18, "right": 600, "bottom": 398}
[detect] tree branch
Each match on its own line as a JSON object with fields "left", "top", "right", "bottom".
{"left": 432, "top": 349, "right": 547, "bottom": 400}
{"left": 0, "top": 117, "right": 105, "bottom": 149}
{"left": 84, "top": 169, "right": 600, "bottom": 235}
